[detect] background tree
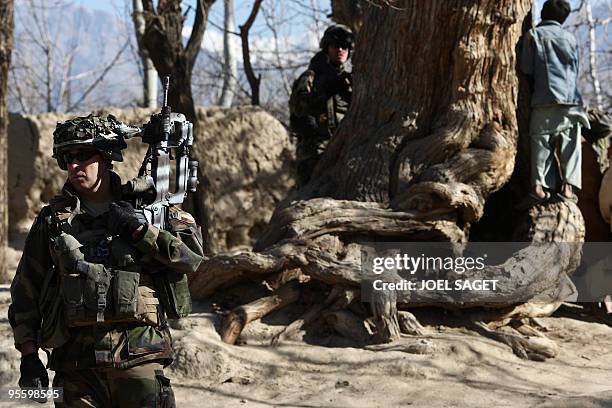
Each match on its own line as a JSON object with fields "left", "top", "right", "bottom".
{"left": 218, "top": 0, "right": 238, "bottom": 107}
{"left": 239, "top": 0, "right": 262, "bottom": 105}
{"left": 140, "top": 0, "right": 216, "bottom": 123}
{"left": 330, "top": 0, "right": 364, "bottom": 32}
{"left": 9, "top": 0, "right": 131, "bottom": 113}
{"left": 0, "top": 0, "right": 14, "bottom": 282}
{"left": 584, "top": 0, "right": 604, "bottom": 109}
{"left": 133, "top": 0, "right": 158, "bottom": 108}
{"left": 192, "top": 0, "right": 328, "bottom": 120}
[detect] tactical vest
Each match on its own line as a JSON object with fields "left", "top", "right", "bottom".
{"left": 38, "top": 196, "right": 193, "bottom": 348}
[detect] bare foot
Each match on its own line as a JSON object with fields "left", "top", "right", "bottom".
{"left": 604, "top": 295, "right": 612, "bottom": 314}
{"left": 533, "top": 185, "right": 547, "bottom": 199}
{"left": 561, "top": 183, "right": 574, "bottom": 199}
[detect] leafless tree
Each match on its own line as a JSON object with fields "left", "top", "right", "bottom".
{"left": 190, "top": 0, "right": 327, "bottom": 120}
{"left": 239, "top": 0, "right": 262, "bottom": 105}
{"left": 133, "top": 0, "right": 158, "bottom": 108}
{"left": 567, "top": 0, "right": 611, "bottom": 110}
{"left": 0, "top": 0, "right": 14, "bottom": 282}
{"left": 140, "top": 0, "right": 217, "bottom": 124}
{"left": 9, "top": 0, "right": 130, "bottom": 114}
{"left": 218, "top": 0, "right": 238, "bottom": 107}
{"left": 584, "top": 0, "right": 603, "bottom": 109}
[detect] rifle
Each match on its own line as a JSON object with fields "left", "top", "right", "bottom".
{"left": 115, "top": 76, "right": 198, "bottom": 320}
{"left": 117, "top": 76, "right": 199, "bottom": 229}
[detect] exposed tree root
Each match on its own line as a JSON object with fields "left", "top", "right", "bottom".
{"left": 470, "top": 320, "right": 559, "bottom": 361}
{"left": 220, "top": 280, "right": 301, "bottom": 344}
{"left": 194, "top": 198, "right": 583, "bottom": 360}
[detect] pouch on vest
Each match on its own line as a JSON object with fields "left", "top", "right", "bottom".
{"left": 62, "top": 262, "right": 111, "bottom": 326}
{"left": 113, "top": 270, "right": 140, "bottom": 318}
{"left": 152, "top": 273, "right": 191, "bottom": 319}
{"left": 136, "top": 286, "right": 160, "bottom": 327}
{"left": 38, "top": 266, "right": 70, "bottom": 348}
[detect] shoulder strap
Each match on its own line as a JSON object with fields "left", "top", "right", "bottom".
{"left": 47, "top": 195, "right": 75, "bottom": 236}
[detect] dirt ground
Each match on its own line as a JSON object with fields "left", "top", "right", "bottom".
{"left": 0, "top": 280, "right": 611, "bottom": 408}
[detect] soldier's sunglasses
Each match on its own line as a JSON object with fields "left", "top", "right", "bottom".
{"left": 62, "top": 149, "right": 99, "bottom": 164}
{"left": 331, "top": 41, "right": 351, "bottom": 50}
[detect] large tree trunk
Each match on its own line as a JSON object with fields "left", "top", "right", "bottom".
{"left": 190, "top": 1, "right": 585, "bottom": 355}
{"left": 308, "top": 1, "right": 525, "bottom": 226}
{"left": 0, "top": 0, "right": 14, "bottom": 283}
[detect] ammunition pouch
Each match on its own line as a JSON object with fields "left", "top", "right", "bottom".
{"left": 51, "top": 231, "right": 161, "bottom": 328}
{"left": 152, "top": 273, "right": 191, "bottom": 320}
{"left": 60, "top": 264, "right": 160, "bottom": 328}
{"left": 39, "top": 266, "right": 70, "bottom": 349}
{"left": 62, "top": 261, "right": 112, "bottom": 325}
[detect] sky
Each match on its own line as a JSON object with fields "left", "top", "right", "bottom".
{"left": 73, "top": 0, "right": 312, "bottom": 27}
{"left": 79, "top": 0, "right": 606, "bottom": 14}
{"left": 73, "top": 0, "right": 612, "bottom": 29}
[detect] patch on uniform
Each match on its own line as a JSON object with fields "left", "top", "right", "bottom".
{"left": 169, "top": 207, "right": 196, "bottom": 224}
{"left": 177, "top": 212, "right": 195, "bottom": 224}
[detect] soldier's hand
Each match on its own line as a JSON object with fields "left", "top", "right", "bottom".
{"left": 19, "top": 353, "right": 49, "bottom": 403}
{"left": 108, "top": 201, "right": 147, "bottom": 239}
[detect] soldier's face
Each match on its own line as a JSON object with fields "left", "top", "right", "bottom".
{"left": 327, "top": 43, "right": 349, "bottom": 65}
{"left": 63, "top": 148, "right": 107, "bottom": 194}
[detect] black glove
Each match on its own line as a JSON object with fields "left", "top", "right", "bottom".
{"left": 19, "top": 353, "right": 49, "bottom": 403}
{"left": 108, "top": 201, "right": 147, "bottom": 239}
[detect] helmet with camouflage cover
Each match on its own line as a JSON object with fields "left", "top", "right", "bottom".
{"left": 52, "top": 114, "right": 128, "bottom": 170}
{"left": 319, "top": 24, "right": 354, "bottom": 52}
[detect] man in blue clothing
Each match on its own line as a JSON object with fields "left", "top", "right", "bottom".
{"left": 520, "top": 0, "right": 589, "bottom": 205}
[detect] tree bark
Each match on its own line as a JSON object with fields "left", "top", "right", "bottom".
{"left": 133, "top": 0, "right": 158, "bottom": 109}
{"left": 330, "top": 0, "right": 364, "bottom": 33}
{"left": 304, "top": 0, "right": 527, "bottom": 233}
{"left": 218, "top": 0, "right": 237, "bottom": 107}
{"left": 220, "top": 280, "right": 301, "bottom": 344}
{"left": 140, "top": 0, "right": 216, "bottom": 123}
{"left": 0, "top": 0, "right": 14, "bottom": 283}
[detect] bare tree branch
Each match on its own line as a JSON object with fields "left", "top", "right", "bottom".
{"left": 66, "top": 40, "right": 129, "bottom": 112}
{"left": 185, "top": 0, "right": 215, "bottom": 67}
{"left": 240, "top": 0, "right": 263, "bottom": 105}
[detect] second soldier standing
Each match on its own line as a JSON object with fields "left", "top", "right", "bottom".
{"left": 289, "top": 24, "right": 355, "bottom": 187}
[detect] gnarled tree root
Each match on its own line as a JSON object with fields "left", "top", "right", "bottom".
{"left": 194, "top": 199, "right": 583, "bottom": 358}
{"left": 470, "top": 319, "right": 559, "bottom": 361}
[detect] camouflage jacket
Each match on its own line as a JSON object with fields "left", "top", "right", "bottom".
{"left": 289, "top": 51, "right": 352, "bottom": 155}
{"left": 9, "top": 172, "right": 204, "bottom": 371}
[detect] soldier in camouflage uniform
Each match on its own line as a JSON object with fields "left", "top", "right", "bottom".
{"left": 9, "top": 115, "right": 204, "bottom": 407}
{"left": 289, "top": 24, "right": 355, "bottom": 187}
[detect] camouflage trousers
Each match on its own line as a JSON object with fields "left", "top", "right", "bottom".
{"left": 52, "top": 363, "right": 175, "bottom": 408}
